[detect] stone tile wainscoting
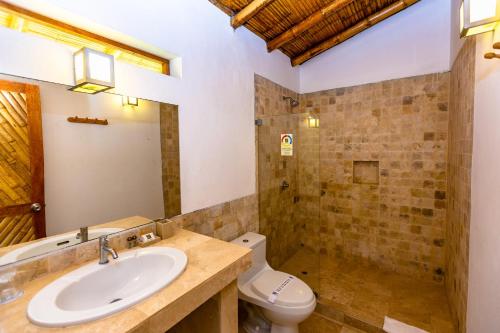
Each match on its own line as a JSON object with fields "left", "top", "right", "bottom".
{"left": 169, "top": 194, "right": 259, "bottom": 242}
{"left": 446, "top": 37, "right": 475, "bottom": 333}
{"left": 0, "top": 194, "right": 258, "bottom": 288}
{"left": 0, "top": 192, "right": 259, "bottom": 308}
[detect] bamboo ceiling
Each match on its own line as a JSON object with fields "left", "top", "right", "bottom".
{"left": 209, "top": 0, "right": 419, "bottom": 66}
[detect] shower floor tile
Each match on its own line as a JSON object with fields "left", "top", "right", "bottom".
{"left": 299, "top": 313, "right": 367, "bottom": 333}
{"left": 239, "top": 313, "right": 366, "bottom": 333}
{"left": 279, "top": 248, "right": 455, "bottom": 333}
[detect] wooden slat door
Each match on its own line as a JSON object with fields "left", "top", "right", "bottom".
{"left": 0, "top": 80, "right": 45, "bottom": 247}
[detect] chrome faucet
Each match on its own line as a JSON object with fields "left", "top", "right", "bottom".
{"left": 98, "top": 235, "right": 118, "bottom": 264}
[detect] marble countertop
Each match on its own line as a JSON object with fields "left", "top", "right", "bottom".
{"left": 0, "top": 229, "right": 252, "bottom": 333}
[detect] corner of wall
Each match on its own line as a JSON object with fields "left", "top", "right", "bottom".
{"left": 447, "top": 35, "right": 476, "bottom": 333}
{"left": 449, "top": 0, "right": 465, "bottom": 69}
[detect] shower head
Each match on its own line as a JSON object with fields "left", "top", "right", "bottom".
{"left": 283, "top": 96, "right": 299, "bottom": 108}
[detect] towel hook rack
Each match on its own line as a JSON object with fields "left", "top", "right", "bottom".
{"left": 484, "top": 42, "right": 500, "bottom": 60}
{"left": 67, "top": 116, "right": 108, "bottom": 126}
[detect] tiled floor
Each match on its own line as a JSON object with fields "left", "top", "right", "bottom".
{"left": 240, "top": 313, "right": 364, "bottom": 333}
{"left": 299, "top": 313, "right": 367, "bottom": 333}
{"left": 279, "top": 248, "right": 455, "bottom": 333}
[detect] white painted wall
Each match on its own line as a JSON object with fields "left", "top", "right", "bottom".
{"left": 0, "top": 0, "right": 453, "bottom": 215}
{"left": 449, "top": 0, "right": 465, "bottom": 67}
{"left": 299, "top": 0, "right": 452, "bottom": 93}
{"left": 0, "top": 0, "right": 300, "bottom": 214}
{"left": 0, "top": 74, "right": 164, "bottom": 236}
{"left": 468, "top": 30, "right": 500, "bottom": 333}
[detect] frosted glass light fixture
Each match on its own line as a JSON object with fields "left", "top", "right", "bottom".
{"left": 122, "top": 96, "right": 139, "bottom": 106}
{"left": 308, "top": 116, "right": 319, "bottom": 128}
{"left": 460, "top": 0, "right": 500, "bottom": 37}
{"left": 70, "top": 48, "right": 115, "bottom": 94}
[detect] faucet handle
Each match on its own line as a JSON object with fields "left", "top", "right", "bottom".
{"left": 77, "top": 227, "right": 89, "bottom": 242}
{"left": 99, "top": 235, "right": 109, "bottom": 246}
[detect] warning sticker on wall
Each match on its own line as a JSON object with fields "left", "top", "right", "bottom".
{"left": 281, "top": 134, "right": 293, "bottom": 156}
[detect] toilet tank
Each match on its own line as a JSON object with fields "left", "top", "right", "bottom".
{"left": 231, "top": 232, "right": 270, "bottom": 284}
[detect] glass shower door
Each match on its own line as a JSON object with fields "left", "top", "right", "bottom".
{"left": 256, "top": 110, "right": 321, "bottom": 296}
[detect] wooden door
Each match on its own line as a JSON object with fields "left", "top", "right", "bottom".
{"left": 0, "top": 80, "right": 45, "bottom": 247}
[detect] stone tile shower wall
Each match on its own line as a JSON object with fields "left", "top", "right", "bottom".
{"left": 255, "top": 74, "right": 303, "bottom": 268}
{"left": 295, "top": 112, "right": 321, "bottom": 253}
{"left": 301, "top": 73, "right": 450, "bottom": 282}
{"left": 446, "top": 37, "right": 475, "bottom": 333}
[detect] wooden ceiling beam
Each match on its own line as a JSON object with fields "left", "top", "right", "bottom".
{"left": 267, "top": 0, "right": 355, "bottom": 52}
{"left": 291, "top": 0, "right": 420, "bottom": 66}
{"left": 208, "top": 0, "right": 235, "bottom": 16}
{"left": 231, "top": 0, "right": 277, "bottom": 29}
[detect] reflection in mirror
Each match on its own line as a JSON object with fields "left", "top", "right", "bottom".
{"left": 160, "top": 103, "right": 181, "bottom": 218}
{"left": 0, "top": 74, "right": 180, "bottom": 266}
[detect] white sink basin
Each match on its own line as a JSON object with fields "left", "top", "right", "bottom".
{"left": 27, "top": 246, "right": 187, "bottom": 327}
{"left": 0, "top": 228, "right": 124, "bottom": 265}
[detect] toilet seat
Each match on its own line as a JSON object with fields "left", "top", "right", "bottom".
{"left": 251, "top": 270, "right": 314, "bottom": 307}
{"left": 238, "top": 268, "right": 316, "bottom": 314}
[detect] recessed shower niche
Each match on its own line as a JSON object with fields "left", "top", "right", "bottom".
{"left": 353, "top": 161, "right": 380, "bottom": 185}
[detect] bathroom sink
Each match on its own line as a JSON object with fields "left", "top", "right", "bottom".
{"left": 0, "top": 228, "right": 124, "bottom": 265}
{"left": 27, "top": 246, "right": 188, "bottom": 327}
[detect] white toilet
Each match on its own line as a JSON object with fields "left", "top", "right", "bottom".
{"left": 231, "top": 232, "right": 316, "bottom": 333}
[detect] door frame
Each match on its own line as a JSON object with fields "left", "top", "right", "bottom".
{"left": 0, "top": 80, "right": 45, "bottom": 239}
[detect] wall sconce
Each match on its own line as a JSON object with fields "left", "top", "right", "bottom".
{"left": 69, "top": 48, "right": 115, "bottom": 94}
{"left": 122, "top": 96, "right": 139, "bottom": 106}
{"left": 460, "top": 0, "right": 500, "bottom": 37}
{"left": 308, "top": 116, "right": 319, "bottom": 128}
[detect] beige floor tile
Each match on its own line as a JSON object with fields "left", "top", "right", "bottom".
{"left": 279, "top": 247, "right": 320, "bottom": 290}
{"left": 279, "top": 249, "right": 455, "bottom": 333}
{"left": 340, "top": 326, "right": 367, "bottom": 333}
{"left": 430, "top": 316, "right": 455, "bottom": 333}
{"left": 299, "top": 313, "right": 346, "bottom": 333}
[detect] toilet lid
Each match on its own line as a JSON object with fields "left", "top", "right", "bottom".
{"left": 251, "top": 270, "right": 314, "bottom": 307}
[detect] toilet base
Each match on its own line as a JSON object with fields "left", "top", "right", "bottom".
{"left": 271, "top": 323, "right": 299, "bottom": 333}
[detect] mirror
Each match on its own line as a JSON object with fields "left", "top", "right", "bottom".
{"left": 0, "top": 73, "right": 181, "bottom": 266}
